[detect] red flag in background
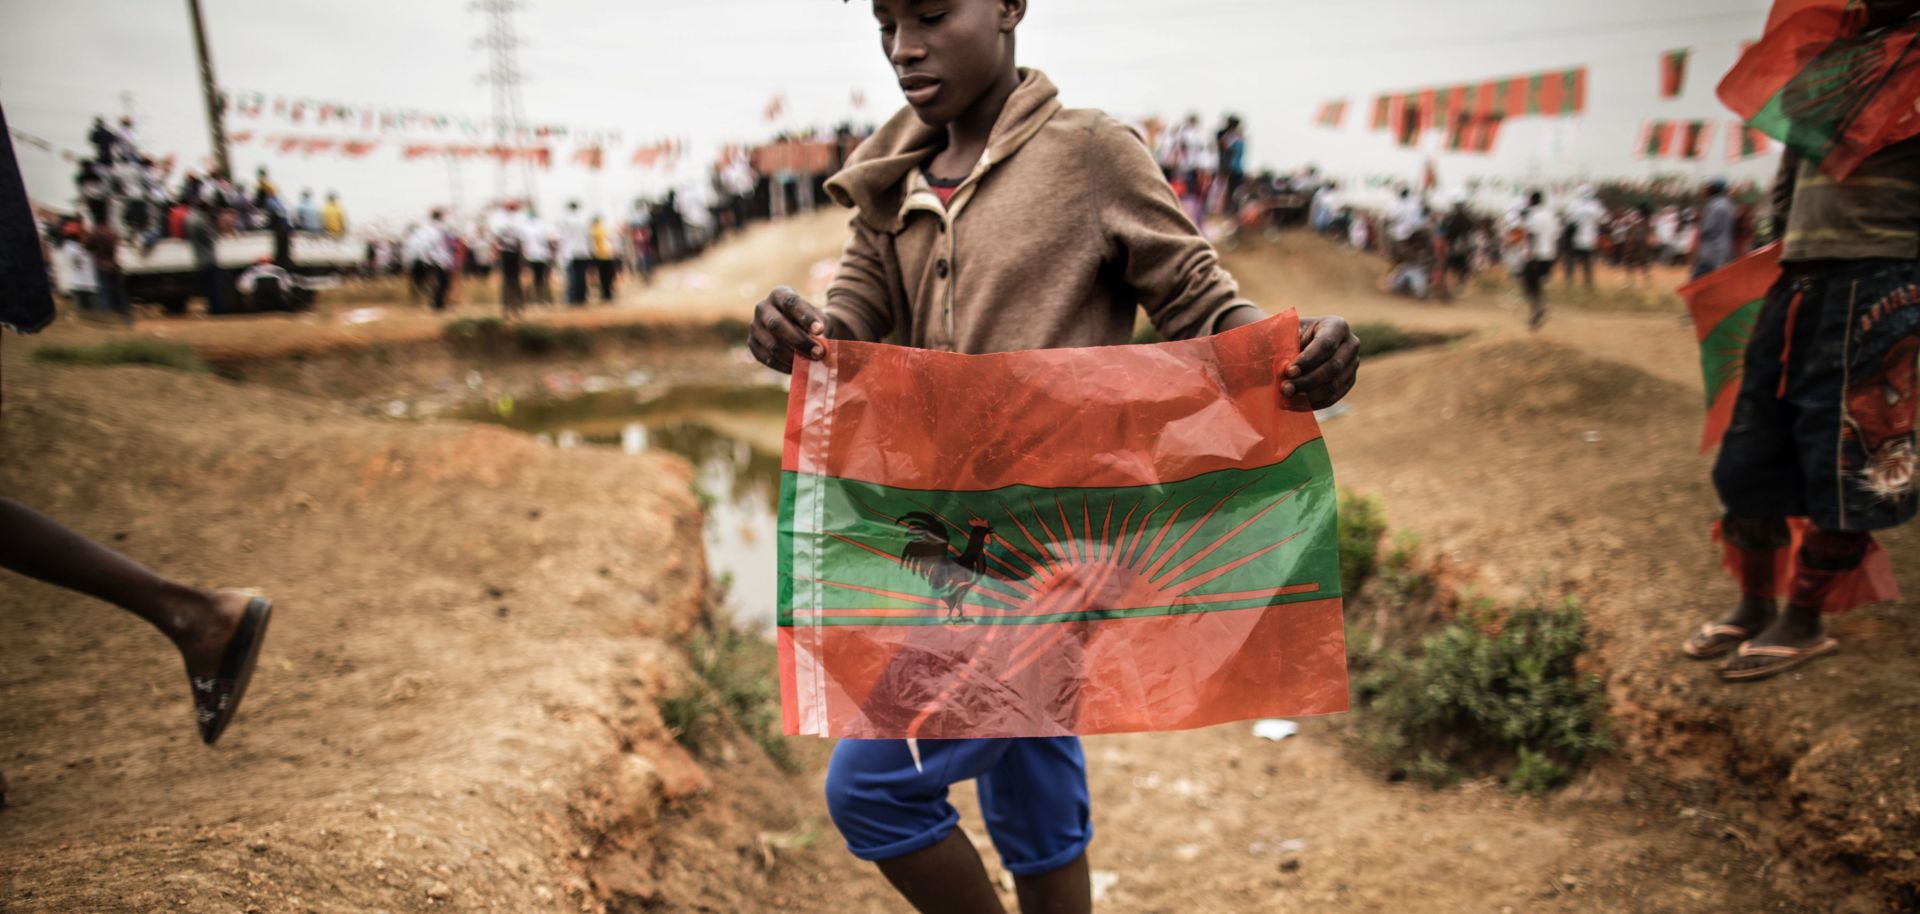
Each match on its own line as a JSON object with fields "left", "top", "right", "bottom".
{"left": 1660, "top": 48, "right": 1691, "bottom": 98}
{"left": 1443, "top": 85, "right": 1469, "bottom": 129}
{"left": 1638, "top": 120, "right": 1675, "bottom": 158}
{"left": 1728, "top": 123, "right": 1775, "bottom": 160}
{"left": 1314, "top": 99, "right": 1348, "bottom": 129}
{"left": 1679, "top": 120, "right": 1712, "bottom": 159}
{"left": 571, "top": 146, "right": 603, "bottom": 170}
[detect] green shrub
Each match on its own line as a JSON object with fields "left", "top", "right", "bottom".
{"left": 1337, "top": 489, "right": 1386, "bottom": 598}
{"left": 710, "top": 317, "right": 753, "bottom": 344}
{"left": 555, "top": 325, "right": 595, "bottom": 353}
{"left": 659, "top": 601, "right": 798, "bottom": 774}
{"left": 444, "top": 316, "right": 505, "bottom": 339}
{"left": 513, "top": 323, "right": 560, "bottom": 354}
{"left": 32, "top": 338, "right": 206, "bottom": 372}
{"left": 1354, "top": 597, "right": 1609, "bottom": 794}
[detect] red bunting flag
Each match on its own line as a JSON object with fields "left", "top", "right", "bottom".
{"left": 1637, "top": 119, "right": 1714, "bottom": 159}
{"left": 1661, "top": 49, "right": 1691, "bottom": 98}
{"left": 1728, "top": 123, "right": 1774, "bottom": 161}
{"left": 1314, "top": 99, "right": 1348, "bottom": 129}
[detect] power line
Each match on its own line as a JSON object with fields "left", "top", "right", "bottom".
{"left": 474, "top": 0, "right": 535, "bottom": 203}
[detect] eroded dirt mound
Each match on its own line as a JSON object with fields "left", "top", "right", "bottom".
{"left": 0, "top": 357, "right": 725, "bottom": 912}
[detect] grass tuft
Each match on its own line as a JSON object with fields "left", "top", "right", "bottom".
{"left": 658, "top": 586, "right": 799, "bottom": 774}
{"left": 32, "top": 338, "right": 206, "bottom": 372}
{"left": 1337, "top": 489, "right": 1387, "bottom": 598}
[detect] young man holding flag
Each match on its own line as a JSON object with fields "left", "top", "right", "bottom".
{"left": 1684, "top": 0, "right": 1920, "bottom": 679}
{"left": 748, "top": 2, "right": 1359, "bottom": 911}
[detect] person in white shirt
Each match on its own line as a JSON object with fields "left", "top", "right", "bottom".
{"left": 1522, "top": 191, "right": 1560, "bottom": 330}
{"left": 520, "top": 208, "right": 553, "bottom": 305}
{"left": 404, "top": 211, "right": 454, "bottom": 312}
{"left": 1310, "top": 182, "right": 1344, "bottom": 234}
{"left": 1652, "top": 206, "right": 1681, "bottom": 265}
{"left": 55, "top": 228, "right": 99, "bottom": 315}
{"left": 1563, "top": 185, "right": 1606, "bottom": 288}
{"left": 557, "top": 200, "right": 593, "bottom": 306}
{"left": 487, "top": 200, "right": 526, "bottom": 317}
{"left": 1387, "top": 187, "right": 1427, "bottom": 244}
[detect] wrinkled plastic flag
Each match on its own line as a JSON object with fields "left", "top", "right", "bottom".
{"left": 1680, "top": 242, "right": 1781, "bottom": 454}
{"left": 1719, "top": 5, "right": 1920, "bottom": 181}
{"left": 777, "top": 311, "right": 1350, "bottom": 739}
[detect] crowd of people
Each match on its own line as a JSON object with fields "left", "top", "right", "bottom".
{"left": 363, "top": 122, "right": 874, "bottom": 317}
{"left": 46, "top": 114, "right": 348, "bottom": 318}
{"left": 1302, "top": 174, "right": 1771, "bottom": 327}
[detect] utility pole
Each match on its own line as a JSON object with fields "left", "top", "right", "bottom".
{"left": 186, "top": 0, "right": 231, "bottom": 177}
{"left": 474, "top": 0, "right": 534, "bottom": 205}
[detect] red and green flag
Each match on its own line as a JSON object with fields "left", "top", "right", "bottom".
{"left": 1728, "top": 123, "right": 1774, "bottom": 160}
{"left": 1315, "top": 99, "right": 1348, "bottom": 129}
{"left": 1640, "top": 120, "right": 1678, "bottom": 158}
{"left": 1719, "top": 3, "right": 1920, "bottom": 180}
{"left": 1371, "top": 95, "right": 1391, "bottom": 131}
{"left": 777, "top": 313, "right": 1349, "bottom": 739}
{"left": 1679, "top": 119, "right": 1712, "bottom": 159}
{"left": 1661, "top": 48, "right": 1692, "bottom": 98}
{"left": 1680, "top": 243, "right": 1781, "bottom": 453}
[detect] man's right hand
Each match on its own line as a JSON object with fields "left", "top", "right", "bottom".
{"left": 749, "top": 285, "right": 828, "bottom": 374}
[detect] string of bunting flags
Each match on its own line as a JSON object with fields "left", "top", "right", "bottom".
{"left": 1638, "top": 119, "right": 1714, "bottom": 160}
{"left": 1635, "top": 120, "right": 1774, "bottom": 161}
{"left": 225, "top": 132, "right": 690, "bottom": 171}
{"left": 1312, "top": 99, "right": 1347, "bottom": 129}
{"left": 219, "top": 89, "right": 623, "bottom": 144}
{"left": 1368, "top": 67, "right": 1588, "bottom": 154}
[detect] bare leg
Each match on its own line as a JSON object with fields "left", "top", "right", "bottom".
{"left": 875, "top": 829, "right": 1009, "bottom": 914}
{"left": 0, "top": 497, "right": 245, "bottom": 678}
{"left": 1014, "top": 852, "right": 1092, "bottom": 914}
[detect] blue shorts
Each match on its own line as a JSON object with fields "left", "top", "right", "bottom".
{"left": 824, "top": 736, "right": 1091, "bottom": 877}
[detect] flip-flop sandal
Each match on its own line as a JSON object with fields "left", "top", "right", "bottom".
{"left": 1682, "top": 622, "right": 1752, "bottom": 659}
{"left": 189, "top": 596, "right": 273, "bottom": 745}
{"left": 1719, "top": 637, "right": 1839, "bottom": 682}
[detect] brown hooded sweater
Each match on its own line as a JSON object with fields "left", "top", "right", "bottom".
{"left": 823, "top": 69, "right": 1258, "bottom": 354}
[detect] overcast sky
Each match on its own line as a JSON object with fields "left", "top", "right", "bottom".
{"left": 2, "top": 0, "right": 1776, "bottom": 230}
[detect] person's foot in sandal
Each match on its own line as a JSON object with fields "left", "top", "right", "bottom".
{"left": 170, "top": 590, "right": 273, "bottom": 744}
{"left": 1720, "top": 603, "right": 1833, "bottom": 682}
{"left": 1682, "top": 594, "right": 1774, "bottom": 659}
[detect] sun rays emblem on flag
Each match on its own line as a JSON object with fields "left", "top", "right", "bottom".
{"left": 798, "top": 481, "right": 1319, "bottom": 626}
{"left": 776, "top": 311, "right": 1350, "bottom": 739}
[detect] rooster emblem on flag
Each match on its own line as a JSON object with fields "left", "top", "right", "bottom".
{"left": 897, "top": 513, "right": 993, "bottom": 622}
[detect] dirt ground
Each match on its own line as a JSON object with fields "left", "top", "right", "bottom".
{"left": 2, "top": 216, "right": 1914, "bottom": 913}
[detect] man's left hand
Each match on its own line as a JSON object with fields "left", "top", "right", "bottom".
{"left": 1286, "top": 316, "right": 1359, "bottom": 409}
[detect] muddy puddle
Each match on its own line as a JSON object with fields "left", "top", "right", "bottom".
{"left": 468, "top": 379, "right": 788, "bottom": 630}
